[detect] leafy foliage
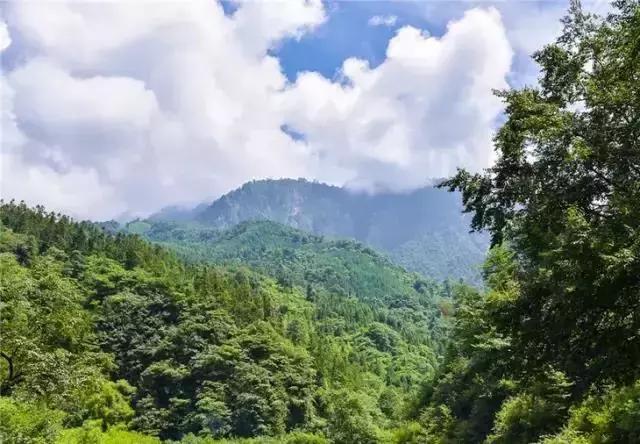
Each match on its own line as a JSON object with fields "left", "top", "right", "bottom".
{"left": 413, "top": 1, "right": 640, "bottom": 443}
{"left": 0, "top": 200, "right": 446, "bottom": 443}
{"left": 542, "top": 380, "right": 640, "bottom": 443}
{"left": 441, "top": 0, "right": 640, "bottom": 389}
{"left": 142, "top": 178, "right": 487, "bottom": 283}
{"left": 138, "top": 220, "right": 446, "bottom": 347}
{"left": 3, "top": 1, "right": 639, "bottom": 442}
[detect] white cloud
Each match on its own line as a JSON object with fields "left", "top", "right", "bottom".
{"left": 416, "top": 1, "right": 611, "bottom": 89}
{"left": 281, "top": 7, "right": 512, "bottom": 191}
{"left": 368, "top": 15, "right": 398, "bottom": 27}
{"left": 0, "top": 21, "right": 10, "bottom": 52}
{"left": 0, "top": 1, "right": 512, "bottom": 219}
{"left": 232, "top": 0, "right": 326, "bottom": 54}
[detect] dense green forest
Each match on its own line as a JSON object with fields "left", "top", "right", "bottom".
{"left": 141, "top": 178, "right": 487, "bottom": 284}
{"left": 2, "top": 1, "right": 640, "bottom": 443}
{"left": 127, "top": 219, "right": 447, "bottom": 311}
{"left": 415, "top": 1, "right": 640, "bottom": 442}
{"left": 0, "top": 201, "right": 449, "bottom": 443}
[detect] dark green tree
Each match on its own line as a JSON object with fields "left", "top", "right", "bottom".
{"left": 441, "top": 0, "right": 640, "bottom": 391}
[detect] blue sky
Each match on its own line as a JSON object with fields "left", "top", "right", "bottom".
{"left": 0, "top": 0, "right": 602, "bottom": 219}
{"left": 274, "top": 1, "right": 428, "bottom": 80}
{"left": 273, "top": 0, "right": 570, "bottom": 85}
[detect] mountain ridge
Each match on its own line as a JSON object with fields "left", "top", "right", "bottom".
{"left": 149, "top": 178, "right": 488, "bottom": 283}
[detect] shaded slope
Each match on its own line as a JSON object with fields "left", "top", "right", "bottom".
{"left": 134, "top": 219, "right": 449, "bottom": 344}
{"left": 151, "top": 178, "right": 488, "bottom": 283}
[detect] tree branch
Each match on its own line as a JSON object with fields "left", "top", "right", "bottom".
{"left": 0, "top": 351, "right": 14, "bottom": 382}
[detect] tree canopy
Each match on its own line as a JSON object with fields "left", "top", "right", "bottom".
{"left": 420, "top": 1, "right": 640, "bottom": 442}
{"left": 2, "top": 1, "right": 640, "bottom": 443}
{"left": 0, "top": 200, "right": 448, "bottom": 443}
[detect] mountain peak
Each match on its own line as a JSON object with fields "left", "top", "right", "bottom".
{"left": 150, "top": 178, "right": 487, "bottom": 283}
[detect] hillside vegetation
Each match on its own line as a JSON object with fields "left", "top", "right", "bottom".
{"left": 2, "top": 1, "right": 640, "bottom": 443}
{"left": 0, "top": 201, "right": 448, "bottom": 443}
{"left": 413, "top": 2, "right": 640, "bottom": 442}
{"left": 135, "top": 220, "right": 442, "bottom": 302}
{"left": 146, "top": 179, "right": 487, "bottom": 284}
{"left": 131, "top": 219, "right": 449, "bottom": 348}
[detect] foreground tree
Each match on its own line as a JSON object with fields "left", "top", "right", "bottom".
{"left": 442, "top": 0, "right": 640, "bottom": 391}
{"left": 422, "top": 1, "right": 640, "bottom": 442}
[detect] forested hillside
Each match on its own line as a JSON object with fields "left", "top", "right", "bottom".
{"left": 0, "top": 201, "right": 449, "bottom": 443}
{"left": 129, "top": 219, "right": 443, "bottom": 305}
{"left": 2, "top": 1, "right": 640, "bottom": 444}
{"left": 412, "top": 2, "right": 640, "bottom": 442}
{"left": 145, "top": 179, "right": 488, "bottom": 284}
{"left": 133, "top": 2, "right": 640, "bottom": 442}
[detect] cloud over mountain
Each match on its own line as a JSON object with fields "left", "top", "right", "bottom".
{"left": 0, "top": 0, "right": 512, "bottom": 219}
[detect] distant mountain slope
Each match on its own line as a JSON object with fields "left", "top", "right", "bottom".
{"left": 150, "top": 178, "right": 488, "bottom": 283}
{"left": 128, "top": 218, "right": 450, "bottom": 356}
{"left": 140, "top": 219, "right": 443, "bottom": 306}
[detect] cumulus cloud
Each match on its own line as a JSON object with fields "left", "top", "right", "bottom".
{"left": 417, "top": 0, "right": 610, "bottom": 88}
{"left": 0, "top": 1, "right": 512, "bottom": 219}
{"left": 0, "top": 21, "right": 9, "bottom": 52}
{"left": 281, "top": 8, "right": 512, "bottom": 191}
{"left": 232, "top": 0, "right": 326, "bottom": 54}
{"left": 368, "top": 15, "right": 398, "bottom": 27}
